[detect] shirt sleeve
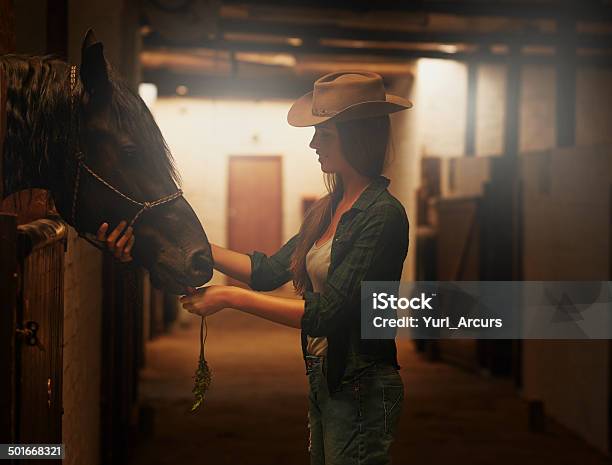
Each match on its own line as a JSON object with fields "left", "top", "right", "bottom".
{"left": 301, "top": 203, "right": 407, "bottom": 337}
{"left": 247, "top": 233, "right": 300, "bottom": 291}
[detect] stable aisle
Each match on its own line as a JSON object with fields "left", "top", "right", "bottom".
{"left": 127, "top": 307, "right": 610, "bottom": 465}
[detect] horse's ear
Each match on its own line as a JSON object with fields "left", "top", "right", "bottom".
{"left": 80, "top": 28, "right": 110, "bottom": 99}
{"left": 83, "top": 28, "right": 98, "bottom": 49}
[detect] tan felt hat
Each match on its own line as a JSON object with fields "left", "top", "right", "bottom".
{"left": 287, "top": 70, "right": 413, "bottom": 127}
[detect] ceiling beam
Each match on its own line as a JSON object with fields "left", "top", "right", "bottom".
{"left": 217, "top": 18, "right": 612, "bottom": 49}
{"left": 221, "top": 1, "right": 612, "bottom": 21}
{"left": 142, "top": 68, "right": 318, "bottom": 98}
{"left": 144, "top": 18, "right": 612, "bottom": 50}
{"left": 142, "top": 38, "right": 612, "bottom": 67}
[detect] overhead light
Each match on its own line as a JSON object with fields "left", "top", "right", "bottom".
{"left": 138, "top": 83, "right": 157, "bottom": 108}
{"left": 224, "top": 32, "right": 303, "bottom": 47}
{"left": 490, "top": 44, "right": 509, "bottom": 55}
{"left": 235, "top": 52, "right": 296, "bottom": 67}
{"left": 176, "top": 85, "right": 189, "bottom": 96}
{"left": 319, "top": 39, "right": 473, "bottom": 54}
{"left": 438, "top": 44, "right": 458, "bottom": 54}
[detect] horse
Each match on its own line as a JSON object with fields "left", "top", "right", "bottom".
{"left": 1, "top": 30, "right": 213, "bottom": 294}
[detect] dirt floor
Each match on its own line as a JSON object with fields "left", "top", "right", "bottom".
{"left": 127, "top": 305, "right": 611, "bottom": 465}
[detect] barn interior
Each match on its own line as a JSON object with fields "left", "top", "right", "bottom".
{"left": 1, "top": 1, "right": 612, "bottom": 464}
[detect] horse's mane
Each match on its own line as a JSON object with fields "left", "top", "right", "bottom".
{"left": 0, "top": 54, "right": 181, "bottom": 195}
{"left": 107, "top": 66, "right": 182, "bottom": 188}
{"left": 1, "top": 55, "right": 70, "bottom": 194}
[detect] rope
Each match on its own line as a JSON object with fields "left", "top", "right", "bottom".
{"left": 200, "top": 315, "right": 208, "bottom": 359}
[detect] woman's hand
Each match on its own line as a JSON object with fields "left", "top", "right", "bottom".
{"left": 96, "top": 220, "right": 135, "bottom": 262}
{"left": 180, "top": 285, "right": 238, "bottom": 317}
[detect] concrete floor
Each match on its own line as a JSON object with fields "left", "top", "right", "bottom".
{"left": 127, "top": 306, "right": 611, "bottom": 465}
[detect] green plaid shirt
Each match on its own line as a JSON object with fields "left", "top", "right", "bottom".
{"left": 248, "top": 175, "right": 409, "bottom": 392}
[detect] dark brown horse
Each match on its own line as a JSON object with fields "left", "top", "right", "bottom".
{"left": 1, "top": 30, "right": 213, "bottom": 294}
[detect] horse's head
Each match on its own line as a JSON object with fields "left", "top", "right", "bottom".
{"left": 52, "top": 30, "right": 213, "bottom": 293}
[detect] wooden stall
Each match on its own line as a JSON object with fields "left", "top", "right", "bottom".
{"left": 519, "top": 144, "right": 612, "bottom": 455}
{"left": 0, "top": 2, "right": 175, "bottom": 463}
{"left": 0, "top": 217, "right": 66, "bottom": 464}
{"left": 0, "top": 214, "right": 18, "bottom": 446}
{"left": 415, "top": 155, "right": 520, "bottom": 379}
{"left": 101, "top": 259, "right": 143, "bottom": 465}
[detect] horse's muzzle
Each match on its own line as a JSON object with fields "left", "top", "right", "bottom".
{"left": 185, "top": 249, "right": 214, "bottom": 285}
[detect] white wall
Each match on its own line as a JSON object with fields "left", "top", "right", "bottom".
{"left": 475, "top": 63, "right": 507, "bottom": 156}
{"left": 520, "top": 64, "right": 557, "bottom": 153}
{"left": 387, "top": 73, "right": 419, "bottom": 281}
{"left": 62, "top": 231, "right": 102, "bottom": 465}
{"left": 62, "top": 4, "right": 140, "bottom": 463}
{"left": 151, "top": 97, "right": 326, "bottom": 285}
{"left": 413, "top": 59, "right": 468, "bottom": 158}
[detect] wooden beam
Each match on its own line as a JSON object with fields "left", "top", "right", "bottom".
{"left": 217, "top": 18, "right": 612, "bottom": 49}
{"left": 221, "top": 0, "right": 612, "bottom": 20}
{"left": 142, "top": 36, "right": 612, "bottom": 67}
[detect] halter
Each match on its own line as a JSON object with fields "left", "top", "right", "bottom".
{"left": 69, "top": 65, "right": 183, "bottom": 248}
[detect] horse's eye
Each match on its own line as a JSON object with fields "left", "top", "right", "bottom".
{"left": 122, "top": 145, "right": 139, "bottom": 158}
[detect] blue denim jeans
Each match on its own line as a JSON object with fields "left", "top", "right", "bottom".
{"left": 306, "top": 355, "right": 404, "bottom": 465}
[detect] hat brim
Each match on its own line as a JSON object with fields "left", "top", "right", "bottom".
{"left": 287, "top": 91, "right": 413, "bottom": 127}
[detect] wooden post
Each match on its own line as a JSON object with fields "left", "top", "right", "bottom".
{"left": 0, "top": 0, "right": 16, "bottom": 447}
{"left": 465, "top": 60, "right": 478, "bottom": 156}
{"left": 556, "top": 13, "right": 576, "bottom": 147}
{"left": 504, "top": 44, "right": 521, "bottom": 157}
{"left": 0, "top": 214, "right": 17, "bottom": 445}
{"left": 1, "top": 58, "right": 5, "bottom": 204}
{"left": 0, "top": 0, "right": 15, "bottom": 203}
{"left": 0, "top": 0, "right": 15, "bottom": 53}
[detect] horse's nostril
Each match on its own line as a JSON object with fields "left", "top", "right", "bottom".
{"left": 187, "top": 250, "right": 213, "bottom": 283}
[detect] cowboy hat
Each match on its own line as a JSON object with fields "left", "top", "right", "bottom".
{"left": 287, "top": 71, "right": 412, "bottom": 127}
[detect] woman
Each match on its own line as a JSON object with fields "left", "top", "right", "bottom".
{"left": 100, "top": 71, "right": 412, "bottom": 465}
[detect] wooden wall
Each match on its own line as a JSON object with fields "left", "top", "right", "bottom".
{"left": 520, "top": 145, "right": 612, "bottom": 455}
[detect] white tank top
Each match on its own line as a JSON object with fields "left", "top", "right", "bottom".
{"left": 305, "top": 237, "right": 332, "bottom": 356}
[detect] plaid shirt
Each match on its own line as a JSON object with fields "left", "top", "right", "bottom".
{"left": 248, "top": 175, "right": 409, "bottom": 392}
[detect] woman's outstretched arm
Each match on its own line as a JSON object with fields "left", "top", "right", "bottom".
{"left": 211, "top": 244, "right": 252, "bottom": 284}
{"left": 180, "top": 285, "right": 304, "bottom": 329}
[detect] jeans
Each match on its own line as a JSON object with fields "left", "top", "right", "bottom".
{"left": 306, "top": 355, "right": 404, "bottom": 465}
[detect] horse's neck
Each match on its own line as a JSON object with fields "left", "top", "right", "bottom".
{"left": 1, "top": 59, "right": 70, "bottom": 200}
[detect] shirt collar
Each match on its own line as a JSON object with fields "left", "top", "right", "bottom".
{"left": 343, "top": 175, "right": 390, "bottom": 212}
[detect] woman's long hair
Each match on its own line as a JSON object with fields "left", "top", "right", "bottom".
{"left": 290, "top": 114, "right": 391, "bottom": 294}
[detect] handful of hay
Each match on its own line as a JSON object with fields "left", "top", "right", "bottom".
{"left": 191, "top": 315, "right": 212, "bottom": 412}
